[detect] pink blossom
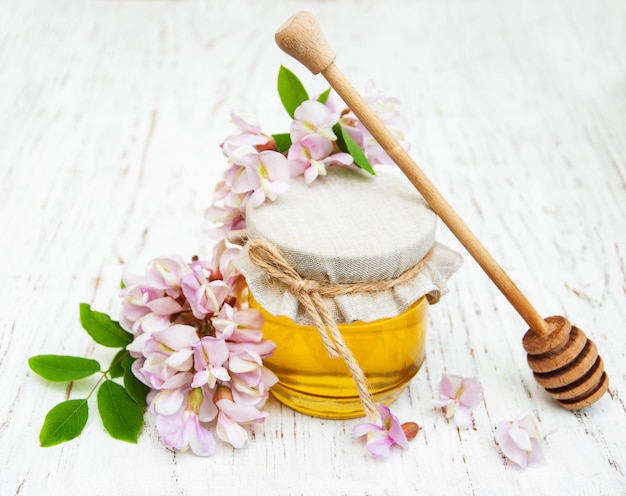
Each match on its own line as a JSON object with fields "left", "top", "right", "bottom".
{"left": 290, "top": 100, "right": 339, "bottom": 143}
{"left": 319, "top": 89, "right": 345, "bottom": 115}
{"left": 352, "top": 403, "right": 410, "bottom": 459}
{"left": 214, "top": 387, "right": 269, "bottom": 449}
{"left": 119, "top": 256, "right": 192, "bottom": 336}
{"left": 287, "top": 133, "right": 353, "bottom": 184}
{"left": 249, "top": 153, "right": 291, "bottom": 206}
{"left": 181, "top": 265, "right": 230, "bottom": 320}
{"left": 334, "top": 80, "right": 409, "bottom": 166}
{"left": 227, "top": 345, "right": 278, "bottom": 406}
{"left": 221, "top": 111, "right": 270, "bottom": 156}
{"left": 151, "top": 386, "right": 218, "bottom": 423}
{"left": 205, "top": 160, "right": 249, "bottom": 242}
{"left": 204, "top": 201, "right": 246, "bottom": 241}
{"left": 208, "top": 241, "right": 246, "bottom": 301}
{"left": 119, "top": 280, "right": 154, "bottom": 335}
{"left": 191, "top": 337, "right": 231, "bottom": 388}
{"left": 155, "top": 389, "right": 216, "bottom": 457}
{"left": 212, "top": 303, "right": 265, "bottom": 342}
{"left": 226, "top": 146, "right": 291, "bottom": 208}
{"left": 354, "top": 80, "right": 410, "bottom": 165}
{"left": 150, "top": 387, "right": 188, "bottom": 417}
{"left": 230, "top": 365, "right": 277, "bottom": 408}
{"left": 145, "top": 255, "right": 191, "bottom": 292}
{"left": 120, "top": 277, "right": 182, "bottom": 336}
{"left": 495, "top": 414, "right": 550, "bottom": 469}
{"left": 156, "top": 409, "right": 215, "bottom": 456}
{"left": 141, "top": 287, "right": 183, "bottom": 316}
{"left": 433, "top": 374, "right": 484, "bottom": 429}
{"left": 129, "top": 324, "right": 198, "bottom": 390}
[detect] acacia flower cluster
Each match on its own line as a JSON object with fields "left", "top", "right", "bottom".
{"left": 205, "top": 67, "right": 409, "bottom": 246}
{"left": 120, "top": 254, "right": 277, "bottom": 456}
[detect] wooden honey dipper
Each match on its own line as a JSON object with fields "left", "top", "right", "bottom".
{"left": 275, "top": 11, "right": 609, "bottom": 410}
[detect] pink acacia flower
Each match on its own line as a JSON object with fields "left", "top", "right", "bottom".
{"left": 207, "top": 241, "right": 247, "bottom": 305}
{"left": 120, "top": 255, "right": 192, "bottom": 336}
{"left": 228, "top": 146, "right": 291, "bottom": 208}
{"left": 181, "top": 265, "right": 230, "bottom": 320}
{"left": 352, "top": 404, "right": 415, "bottom": 459}
{"left": 129, "top": 324, "right": 198, "bottom": 390}
{"left": 433, "top": 374, "right": 484, "bottom": 429}
{"left": 288, "top": 133, "right": 353, "bottom": 184}
{"left": 156, "top": 408, "right": 216, "bottom": 457}
{"left": 207, "top": 143, "right": 290, "bottom": 240}
{"left": 290, "top": 100, "right": 339, "bottom": 143}
{"left": 227, "top": 342, "right": 278, "bottom": 406}
{"left": 155, "top": 388, "right": 217, "bottom": 457}
{"left": 213, "top": 303, "right": 265, "bottom": 342}
{"left": 145, "top": 255, "right": 191, "bottom": 291}
{"left": 204, "top": 199, "right": 246, "bottom": 241}
{"left": 337, "top": 80, "right": 409, "bottom": 166}
{"left": 495, "top": 414, "right": 551, "bottom": 469}
{"left": 214, "top": 386, "right": 269, "bottom": 449}
{"left": 191, "top": 337, "right": 231, "bottom": 388}
{"left": 221, "top": 111, "right": 270, "bottom": 157}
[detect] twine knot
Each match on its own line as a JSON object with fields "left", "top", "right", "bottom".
{"left": 291, "top": 278, "right": 316, "bottom": 297}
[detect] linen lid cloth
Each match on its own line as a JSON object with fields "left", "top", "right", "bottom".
{"left": 235, "top": 166, "right": 463, "bottom": 327}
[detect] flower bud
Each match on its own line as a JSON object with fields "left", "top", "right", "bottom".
{"left": 401, "top": 421, "right": 420, "bottom": 441}
{"left": 186, "top": 388, "right": 204, "bottom": 414}
{"left": 214, "top": 385, "right": 234, "bottom": 404}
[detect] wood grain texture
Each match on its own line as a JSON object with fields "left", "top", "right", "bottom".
{"left": 1, "top": 0, "right": 624, "bottom": 495}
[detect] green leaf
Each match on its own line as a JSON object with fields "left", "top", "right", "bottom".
{"left": 272, "top": 133, "right": 292, "bottom": 153}
{"left": 29, "top": 355, "right": 101, "bottom": 382}
{"left": 317, "top": 87, "right": 331, "bottom": 104}
{"left": 39, "top": 399, "right": 89, "bottom": 447}
{"left": 122, "top": 356, "right": 150, "bottom": 408}
{"left": 97, "top": 380, "right": 144, "bottom": 443}
{"left": 277, "top": 65, "right": 309, "bottom": 118}
{"left": 79, "top": 303, "right": 133, "bottom": 348}
{"left": 333, "top": 123, "right": 375, "bottom": 175}
{"left": 108, "top": 349, "right": 128, "bottom": 379}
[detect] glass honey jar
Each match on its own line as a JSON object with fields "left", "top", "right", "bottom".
{"left": 249, "top": 293, "right": 428, "bottom": 418}
{"left": 235, "top": 167, "right": 461, "bottom": 419}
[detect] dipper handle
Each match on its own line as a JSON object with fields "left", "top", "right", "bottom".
{"left": 276, "top": 11, "right": 549, "bottom": 336}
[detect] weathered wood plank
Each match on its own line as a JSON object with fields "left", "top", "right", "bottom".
{"left": 1, "top": 0, "right": 624, "bottom": 494}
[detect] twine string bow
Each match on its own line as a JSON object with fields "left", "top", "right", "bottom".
{"left": 247, "top": 238, "right": 432, "bottom": 421}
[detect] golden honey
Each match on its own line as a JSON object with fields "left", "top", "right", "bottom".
{"left": 250, "top": 293, "right": 428, "bottom": 419}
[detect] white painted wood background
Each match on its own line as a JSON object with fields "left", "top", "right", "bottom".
{"left": 1, "top": 0, "right": 624, "bottom": 494}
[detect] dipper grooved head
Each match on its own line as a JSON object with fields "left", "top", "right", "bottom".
{"left": 524, "top": 317, "right": 608, "bottom": 409}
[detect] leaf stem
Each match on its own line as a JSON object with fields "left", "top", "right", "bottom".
{"left": 64, "top": 381, "right": 73, "bottom": 401}
{"left": 85, "top": 372, "right": 107, "bottom": 401}
{"left": 106, "top": 350, "right": 130, "bottom": 374}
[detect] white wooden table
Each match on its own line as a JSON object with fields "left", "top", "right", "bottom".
{"left": 1, "top": 0, "right": 625, "bottom": 494}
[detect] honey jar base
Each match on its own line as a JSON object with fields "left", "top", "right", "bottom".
{"left": 268, "top": 362, "right": 424, "bottom": 420}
